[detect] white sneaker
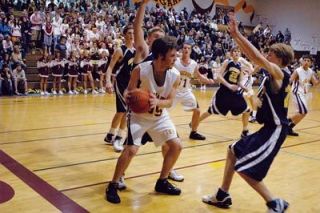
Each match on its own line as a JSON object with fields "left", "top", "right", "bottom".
{"left": 40, "top": 92, "right": 45, "bottom": 96}
{"left": 99, "top": 88, "right": 106, "bottom": 94}
{"left": 45, "top": 91, "right": 50, "bottom": 95}
{"left": 168, "top": 170, "right": 184, "bottom": 182}
{"left": 59, "top": 90, "right": 64, "bottom": 95}
{"left": 68, "top": 90, "right": 74, "bottom": 95}
{"left": 73, "top": 90, "right": 79, "bottom": 95}
{"left": 52, "top": 91, "right": 57, "bottom": 95}
{"left": 83, "top": 90, "right": 88, "bottom": 94}
{"left": 92, "top": 89, "right": 99, "bottom": 94}
{"left": 113, "top": 136, "right": 124, "bottom": 152}
{"left": 117, "top": 176, "right": 127, "bottom": 190}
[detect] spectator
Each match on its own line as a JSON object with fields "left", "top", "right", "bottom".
{"left": 0, "top": 64, "right": 13, "bottom": 96}
{"left": 284, "top": 28, "right": 291, "bottom": 44}
{"left": 21, "top": 15, "right": 32, "bottom": 57}
{"left": 43, "top": 16, "right": 53, "bottom": 55}
{"left": 11, "top": 45, "right": 26, "bottom": 69}
{"left": 276, "top": 30, "right": 284, "bottom": 43}
{"left": 30, "top": 8, "right": 43, "bottom": 48}
{"left": 12, "top": 63, "right": 28, "bottom": 95}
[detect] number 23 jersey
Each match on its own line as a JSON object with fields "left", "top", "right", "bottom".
{"left": 136, "top": 61, "right": 180, "bottom": 120}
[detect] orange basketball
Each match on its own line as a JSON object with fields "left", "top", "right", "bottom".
{"left": 127, "top": 89, "right": 150, "bottom": 113}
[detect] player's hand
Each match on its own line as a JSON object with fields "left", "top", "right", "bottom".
{"left": 229, "top": 84, "right": 239, "bottom": 92}
{"left": 228, "top": 12, "right": 239, "bottom": 37}
{"left": 149, "top": 92, "right": 159, "bottom": 109}
{"left": 106, "top": 81, "right": 113, "bottom": 94}
{"left": 207, "top": 79, "right": 215, "bottom": 84}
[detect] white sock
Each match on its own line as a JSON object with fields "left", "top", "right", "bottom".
{"left": 109, "top": 128, "right": 117, "bottom": 135}
{"left": 117, "top": 129, "right": 126, "bottom": 138}
{"left": 252, "top": 111, "right": 257, "bottom": 117}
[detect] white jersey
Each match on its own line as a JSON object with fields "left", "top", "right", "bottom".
{"left": 292, "top": 66, "right": 314, "bottom": 94}
{"left": 135, "top": 61, "right": 180, "bottom": 120}
{"left": 174, "top": 58, "right": 197, "bottom": 92}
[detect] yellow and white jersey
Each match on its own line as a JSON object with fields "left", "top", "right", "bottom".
{"left": 174, "top": 58, "right": 197, "bottom": 93}
{"left": 292, "top": 66, "right": 314, "bottom": 94}
{"left": 135, "top": 61, "right": 180, "bottom": 120}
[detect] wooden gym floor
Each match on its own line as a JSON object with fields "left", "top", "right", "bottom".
{"left": 0, "top": 88, "right": 319, "bottom": 212}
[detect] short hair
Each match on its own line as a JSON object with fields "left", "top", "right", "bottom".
{"left": 302, "top": 54, "right": 313, "bottom": 61}
{"left": 269, "top": 43, "right": 294, "bottom": 67}
{"left": 147, "top": 27, "right": 165, "bottom": 37}
{"left": 230, "top": 46, "right": 240, "bottom": 53}
{"left": 122, "top": 24, "right": 133, "bottom": 35}
{"left": 151, "top": 36, "right": 177, "bottom": 59}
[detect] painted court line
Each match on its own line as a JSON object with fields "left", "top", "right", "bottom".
{"left": 0, "top": 150, "right": 88, "bottom": 213}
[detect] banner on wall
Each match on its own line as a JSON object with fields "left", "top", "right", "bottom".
{"left": 133, "top": 0, "right": 255, "bottom": 22}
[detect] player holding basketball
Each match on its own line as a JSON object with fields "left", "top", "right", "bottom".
{"left": 174, "top": 42, "right": 215, "bottom": 140}
{"left": 106, "top": 36, "right": 182, "bottom": 204}
{"left": 133, "top": 0, "right": 184, "bottom": 182}
{"left": 202, "top": 13, "right": 293, "bottom": 212}
{"left": 287, "top": 54, "right": 319, "bottom": 136}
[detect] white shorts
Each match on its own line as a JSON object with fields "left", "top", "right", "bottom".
{"left": 173, "top": 90, "right": 198, "bottom": 111}
{"left": 292, "top": 92, "right": 308, "bottom": 114}
{"left": 127, "top": 114, "right": 178, "bottom": 147}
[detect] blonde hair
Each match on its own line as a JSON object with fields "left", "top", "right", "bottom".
{"left": 269, "top": 43, "right": 294, "bottom": 67}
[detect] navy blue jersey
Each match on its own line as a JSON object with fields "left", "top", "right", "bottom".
{"left": 256, "top": 68, "right": 291, "bottom": 126}
{"left": 115, "top": 45, "right": 136, "bottom": 87}
{"left": 143, "top": 52, "right": 154, "bottom": 63}
{"left": 220, "top": 60, "right": 241, "bottom": 92}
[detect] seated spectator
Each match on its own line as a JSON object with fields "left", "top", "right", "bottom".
{"left": 11, "top": 45, "right": 27, "bottom": 69}
{"left": 0, "top": 64, "right": 13, "bottom": 96}
{"left": 12, "top": 64, "right": 28, "bottom": 95}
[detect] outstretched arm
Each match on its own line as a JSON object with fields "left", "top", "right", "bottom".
{"left": 228, "top": 13, "right": 284, "bottom": 85}
{"left": 133, "top": 0, "right": 150, "bottom": 64}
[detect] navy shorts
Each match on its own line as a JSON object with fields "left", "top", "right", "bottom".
{"left": 230, "top": 125, "right": 288, "bottom": 181}
{"left": 208, "top": 88, "right": 248, "bottom": 116}
{"left": 114, "top": 81, "right": 127, "bottom": 113}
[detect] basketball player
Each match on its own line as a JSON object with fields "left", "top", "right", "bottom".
{"left": 106, "top": 36, "right": 182, "bottom": 204}
{"left": 133, "top": 0, "right": 184, "bottom": 182}
{"left": 202, "top": 13, "right": 293, "bottom": 213}
{"left": 199, "top": 47, "right": 251, "bottom": 138}
{"left": 174, "top": 42, "right": 215, "bottom": 140}
{"left": 288, "top": 55, "right": 319, "bottom": 136}
{"left": 105, "top": 25, "right": 135, "bottom": 153}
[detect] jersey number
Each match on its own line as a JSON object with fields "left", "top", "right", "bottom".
{"left": 148, "top": 94, "right": 163, "bottom": 116}
{"left": 229, "top": 71, "right": 238, "bottom": 84}
{"left": 180, "top": 78, "right": 187, "bottom": 88}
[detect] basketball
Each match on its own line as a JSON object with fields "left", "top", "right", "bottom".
{"left": 127, "top": 89, "right": 150, "bottom": 113}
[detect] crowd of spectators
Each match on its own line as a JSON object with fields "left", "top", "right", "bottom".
{"left": 0, "top": 0, "right": 302, "bottom": 97}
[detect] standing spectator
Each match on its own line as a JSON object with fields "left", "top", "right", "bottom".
{"left": 43, "top": 17, "right": 53, "bottom": 55}
{"left": 284, "top": 28, "right": 291, "bottom": 44}
{"left": 20, "top": 15, "right": 32, "bottom": 57}
{"left": 2, "top": 35, "right": 13, "bottom": 61}
{"left": 12, "top": 63, "right": 28, "bottom": 95}
{"left": 276, "top": 30, "right": 284, "bottom": 43}
{"left": 30, "top": 8, "right": 43, "bottom": 48}
{"left": 52, "top": 13, "right": 62, "bottom": 49}
{"left": 10, "top": 17, "right": 22, "bottom": 43}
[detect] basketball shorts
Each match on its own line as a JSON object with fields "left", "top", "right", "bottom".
{"left": 173, "top": 90, "right": 198, "bottom": 111}
{"left": 114, "top": 81, "right": 127, "bottom": 113}
{"left": 125, "top": 114, "right": 178, "bottom": 147}
{"left": 292, "top": 92, "right": 308, "bottom": 114}
{"left": 208, "top": 88, "right": 249, "bottom": 116}
{"left": 230, "top": 125, "right": 288, "bottom": 181}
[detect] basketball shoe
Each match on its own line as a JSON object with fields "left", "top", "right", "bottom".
{"left": 202, "top": 188, "right": 232, "bottom": 208}
{"left": 155, "top": 178, "right": 181, "bottom": 195}
{"left": 266, "top": 198, "right": 289, "bottom": 213}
